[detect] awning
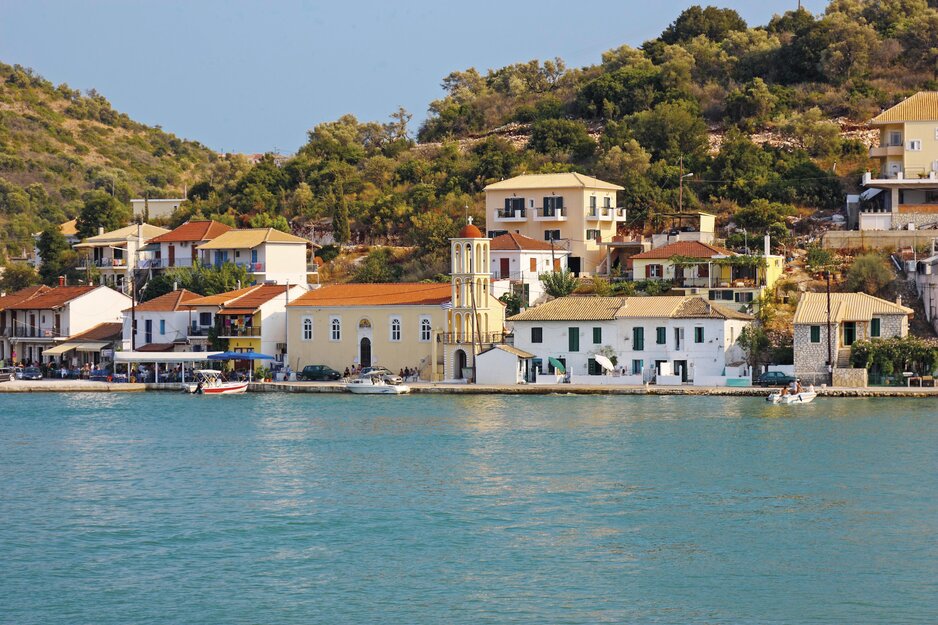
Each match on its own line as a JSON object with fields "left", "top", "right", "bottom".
{"left": 43, "top": 343, "right": 77, "bottom": 356}
{"left": 548, "top": 356, "right": 566, "bottom": 374}
{"left": 75, "top": 342, "right": 110, "bottom": 352}
{"left": 114, "top": 351, "right": 223, "bottom": 363}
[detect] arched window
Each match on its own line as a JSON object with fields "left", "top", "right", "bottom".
{"left": 330, "top": 317, "right": 341, "bottom": 341}
{"left": 302, "top": 317, "right": 313, "bottom": 341}
{"left": 358, "top": 318, "right": 371, "bottom": 328}
{"left": 390, "top": 317, "right": 401, "bottom": 342}
{"left": 420, "top": 317, "right": 432, "bottom": 342}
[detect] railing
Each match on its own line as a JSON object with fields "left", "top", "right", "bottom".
{"left": 217, "top": 326, "right": 262, "bottom": 338}
{"left": 204, "top": 260, "right": 265, "bottom": 272}
{"left": 495, "top": 209, "right": 526, "bottom": 220}
{"left": 78, "top": 258, "right": 128, "bottom": 269}
{"left": 187, "top": 326, "right": 211, "bottom": 337}
{"left": 11, "top": 327, "right": 59, "bottom": 338}
{"left": 537, "top": 207, "right": 566, "bottom": 218}
{"left": 440, "top": 332, "right": 507, "bottom": 345}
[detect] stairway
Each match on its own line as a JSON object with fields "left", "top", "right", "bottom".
{"left": 836, "top": 348, "right": 852, "bottom": 368}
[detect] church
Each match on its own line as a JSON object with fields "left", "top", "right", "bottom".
{"left": 285, "top": 220, "right": 506, "bottom": 381}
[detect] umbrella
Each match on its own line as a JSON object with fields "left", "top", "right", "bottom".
{"left": 548, "top": 356, "right": 566, "bottom": 375}
{"left": 593, "top": 354, "right": 614, "bottom": 372}
{"left": 207, "top": 351, "right": 276, "bottom": 382}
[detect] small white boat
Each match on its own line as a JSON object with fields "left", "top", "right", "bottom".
{"left": 767, "top": 389, "right": 817, "bottom": 404}
{"left": 185, "top": 369, "right": 249, "bottom": 395}
{"left": 346, "top": 372, "right": 411, "bottom": 395}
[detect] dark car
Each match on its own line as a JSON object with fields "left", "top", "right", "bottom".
{"left": 21, "top": 366, "right": 43, "bottom": 381}
{"left": 299, "top": 365, "right": 342, "bottom": 381}
{"left": 755, "top": 371, "right": 797, "bottom": 387}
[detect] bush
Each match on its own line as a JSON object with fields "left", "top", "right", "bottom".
{"left": 844, "top": 253, "right": 893, "bottom": 295}
{"left": 539, "top": 269, "right": 578, "bottom": 298}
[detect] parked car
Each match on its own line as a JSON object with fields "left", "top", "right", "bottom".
{"left": 360, "top": 366, "right": 403, "bottom": 384}
{"left": 755, "top": 371, "right": 797, "bottom": 387}
{"left": 13, "top": 366, "right": 24, "bottom": 380}
{"left": 0, "top": 367, "right": 14, "bottom": 382}
{"left": 299, "top": 364, "right": 342, "bottom": 381}
{"left": 21, "top": 366, "right": 43, "bottom": 381}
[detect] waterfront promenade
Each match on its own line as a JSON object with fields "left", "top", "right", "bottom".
{"left": 2, "top": 378, "right": 938, "bottom": 397}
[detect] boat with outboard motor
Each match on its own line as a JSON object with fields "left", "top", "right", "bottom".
{"left": 346, "top": 371, "right": 411, "bottom": 394}
{"left": 184, "top": 369, "right": 249, "bottom": 395}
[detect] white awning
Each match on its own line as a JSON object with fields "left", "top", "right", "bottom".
{"left": 114, "top": 351, "right": 223, "bottom": 363}
{"left": 74, "top": 341, "right": 110, "bottom": 352}
{"left": 43, "top": 343, "right": 77, "bottom": 356}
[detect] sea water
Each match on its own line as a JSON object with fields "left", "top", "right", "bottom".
{"left": 1, "top": 393, "right": 936, "bottom": 624}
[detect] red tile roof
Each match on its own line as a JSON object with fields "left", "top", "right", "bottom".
{"left": 490, "top": 232, "right": 559, "bottom": 252}
{"left": 126, "top": 289, "right": 201, "bottom": 313}
{"left": 288, "top": 283, "right": 452, "bottom": 307}
{"left": 68, "top": 322, "right": 123, "bottom": 341}
{"left": 185, "top": 284, "right": 290, "bottom": 313}
{"left": 629, "top": 240, "right": 733, "bottom": 260}
{"left": 6, "top": 286, "right": 98, "bottom": 310}
{"left": 147, "top": 220, "right": 232, "bottom": 244}
{"left": 0, "top": 285, "right": 52, "bottom": 311}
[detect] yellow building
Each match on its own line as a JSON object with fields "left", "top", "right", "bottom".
{"left": 483, "top": 173, "right": 624, "bottom": 276}
{"left": 629, "top": 239, "right": 784, "bottom": 311}
{"left": 286, "top": 220, "right": 507, "bottom": 381}
{"left": 858, "top": 91, "right": 938, "bottom": 229}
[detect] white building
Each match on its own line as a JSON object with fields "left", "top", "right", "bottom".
{"left": 146, "top": 220, "right": 233, "bottom": 269}
{"left": 509, "top": 295, "right": 752, "bottom": 385}
{"left": 131, "top": 198, "right": 187, "bottom": 220}
{"left": 73, "top": 223, "right": 170, "bottom": 291}
{"left": 196, "top": 228, "right": 314, "bottom": 285}
{"left": 489, "top": 232, "right": 570, "bottom": 305}
{"left": 122, "top": 289, "right": 202, "bottom": 352}
{"left": 0, "top": 285, "right": 131, "bottom": 364}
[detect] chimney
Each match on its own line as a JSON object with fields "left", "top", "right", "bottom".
{"left": 896, "top": 295, "right": 902, "bottom": 307}
{"left": 58, "top": 276, "right": 65, "bottom": 287}
{"left": 98, "top": 226, "right": 104, "bottom": 236}
{"left": 237, "top": 280, "right": 241, "bottom": 290}
{"left": 764, "top": 234, "right": 771, "bottom": 257}
{"left": 173, "top": 281, "right": 178, "bottom": 292}
{"left": 137, "top": 223, "right": 143, "bottom": 248}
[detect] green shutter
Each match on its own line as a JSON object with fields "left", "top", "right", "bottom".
{"left": 810, "top": 325, "right": 820, "bottom": 343}
{"left": 695, "top": 327, "right": 704, "bottom": 343}
{"left": 633, "top": 327, "right": 644, "bottom": 351}
{"left": 871, "top": 318, "right": 881, "bottom": 338}
{"left": 593, "top": 327, "right": 602, "bottom": 344}
{"left": 569, "top": 327, "right": 579, "bottom": 352}
{"left": 656, "top": 327, "right": 666, "bottom": 344}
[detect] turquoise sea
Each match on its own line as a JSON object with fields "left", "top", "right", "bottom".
{"left": 1, "top": 393, "right": 936, "bottom": 624}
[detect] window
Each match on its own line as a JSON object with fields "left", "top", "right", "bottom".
{"left": 390, "top": 317, "right": 401, "bottom": 341}
{"left": 656, "top": 327, "right": 666, "bottom": 345}
{"left": 586, "top": 229, "right": 601, "bottom": 241}
{"left": 420, "top": 317, "right": 432, "bottom": 342}
{"left": 488, "top": 230, "right": 508, "bottom": 238}
{"left": 633, "top": 327, "right": 644, "bottom": 351}
{"left": 330, "top": 317, "right": 341, "bottom": 341}
{"left": 159, "top": 320, "right": 166, "bottom": 335}
{"left": 531, "top": 327, "right": 543, "bottom": 343}
{"left": 199, "top": 312, "right": 212, "bottom": 326}
{"left": 589, "top": 196, "right": 597, "bottom": 209}
{"left": 503, "top": 197, "right": 525, "bottom": 216}
{"left": 543, "top": 196, "right": 564, "bottom": 215}
{"left": 889, "top": 131, "right": 902, "bottom": 146}
{"left": 603, "top": 196, "right": 611, "bottom": 208}
{"left": 302, "top": 317, "right": 313, "bottom": 341}
{"left": 694, "top": 327, "right": 705, "bottom": 343}
{"left": 646, "top": 264, "right": 664, "bottom": 278}
{"left": 632, "top": 359, "right": 643, "bottom": 375}
{"left": 871, "top": 317, "right": 881, "bottom": 338}
{"left": 544, "top": 229, "right": 560, "bottom": 241}
{"left": 587, "top": 358, "right": 602, "bottom": 375}
{"left": 909, "top": 139, "right": 922, "bottom": 151}
{"left": 593, "top": 327, "right": 602, "bottom": 344}
{"left": 810, "top": 325, "right": 821, "bottom": 343}
{"left": 568, "top": 327, "right": 579, "bottom": 352}
{"left": 735, "top": 292, "right": 754, "bottom": 304}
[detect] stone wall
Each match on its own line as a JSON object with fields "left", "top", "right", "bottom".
{"left": 833, "top": 367, "right": 868, "bottom": 388}
{"left": 880, "top": 313, "right": 908, "bottom": 338}
{"left": 794, "top": 323, "right": 837, "bottom": 384}
{"left": 823, "top": 230, "right": 938, "bottom": 250}
{"left": 893, "top": 212, "right": 938, "bottom": 230}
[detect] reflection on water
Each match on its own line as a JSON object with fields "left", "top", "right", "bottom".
{"left": 0, "top": 393, "right": 936, "bottom": 625}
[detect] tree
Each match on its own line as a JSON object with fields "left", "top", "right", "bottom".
{"left": 539, "top": 269, "right": 578, "bottom": 298}
{"left": 844, "top": 253, "right": 893, "bottom": 295}
{"left": 0, "top": 262, "right": 40, "bottom": 292}
{"left": 660, "top": 5, "right": 748, "bottom": 43}
{"left": 527, "top": 119, "right": 596, "bottom": 161}
{"left": 352, "top": 247, "right": 402, "bottom": 283}
{"left": 737, "top": 325, "right": 771, "bottom": 374}
{"left": 139, "top": 262, "right": 250, "bottom": 302}
{"left": 332, "top": 186, "right": 351, "bottom": 245}
{"left": 36, "top": 227, "right": 76, "bottom": 284}
{"left": 629, "top": 100, "right": 709, "bottom": 166}
{"left": 75, "top": 190, "right": 131, "bottom": 239}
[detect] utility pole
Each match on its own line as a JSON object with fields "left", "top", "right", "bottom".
{"left": 679, "top": 156, "right": 694, "bottom": 212}
{"left": 825, "top": 270, "right": 833, "bottom": 387}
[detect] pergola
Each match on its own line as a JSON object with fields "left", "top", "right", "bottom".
{"left": 114, "top": 351, "right": 223, "bottom": 383}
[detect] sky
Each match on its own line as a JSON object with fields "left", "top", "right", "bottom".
{"left": 0, "top": 0, "right": 829, "bottom": 154}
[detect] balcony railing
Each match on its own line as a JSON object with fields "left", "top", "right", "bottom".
{"left": 206, "top": 261, "right": 265, "bottom": 272}
{"left": 78, "top": 258, "right": 128, "bottom": 269}
{"left": 494, "top": 209, "right": 526, "bottom": 221}
{"left": 217, "top": 326, "right": 262, "bottom": 338}
{"left": 440, "top": 331, "right": 507, "bottom": 345}
{"left": 10, "top": 327, "right": 59, "bottom": 338}
{"left": 187, "top": 326, "right": 212, "bottom": 337}
{"left": 535, "top": 207, "right": 567, "bottom": 220}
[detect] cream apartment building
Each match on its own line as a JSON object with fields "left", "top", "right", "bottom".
{"left": 483, "top": 173, "right": 625, "bottom": 276}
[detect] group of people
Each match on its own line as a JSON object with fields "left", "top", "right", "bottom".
{"left": 340, "top": 364, "right": 420, "bottom": 382}
{"left": 778, "top": 379, "right": 815, "bottom": 397}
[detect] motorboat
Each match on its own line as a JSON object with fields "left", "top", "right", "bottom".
{"left": 346, "top": 371, "right": 411, "bottom": 395}
{"left": 767, "top": 388, "right": 818, "bottom": 404}
{"left": 184, "top": 369, "right": 249, "bottom": 395}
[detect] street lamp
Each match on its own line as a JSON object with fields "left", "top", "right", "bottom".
{"left": 679, "top": 172, "right": 694, "bottom": 212}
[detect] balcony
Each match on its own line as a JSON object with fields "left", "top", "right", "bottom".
{"left": 494, "top": 208, "right": 527, "bottom": 222}
{"left": 77, "top": 258, "right": 128, "bottom": 270}
{"left": 587, "top": 206, "right": 614, "bottom": 221}
{"left": 206, "top": 261, "right": 266, "bottom": 273}
{"left": 217, "top": 326, "right": 262, "bottom": 338}
{"left": 534, "top": 207, "right": 567, "bottom": 221}
{"left": 11, "top": 327, "right": 58, "bottom": 339}
{"left": 187, "top": 326, "right": 212, "bottom": 337}
{"left": 869, "top": 145, "right": 904, "bottom": 158}
{"left": 440, "top": 331, "right": 506, "bottom": 345}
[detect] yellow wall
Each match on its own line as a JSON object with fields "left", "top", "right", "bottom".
{"left": 484, "top": 186, "right": 621, "bottom": 273}
{"left": 876, "top": 122, "right": 938, "bottom": 176}
{"left": 228, "top": 337, "right": 263, "bottom": 370}
{"left": 286, "top": 305, "right": 448, "bottom": 376}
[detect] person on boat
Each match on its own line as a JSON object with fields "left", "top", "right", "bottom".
{"left": 779, "top": 386, "right": 788, "bottom": 397}
{"left": 196, "top": 380, "right": 204, "bottom": 394}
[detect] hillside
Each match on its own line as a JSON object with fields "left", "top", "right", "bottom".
{"left": 4, "top": 2, "right": 938, "bottom": 277}
{"left": 0, "top": 62, "right": 220, "bottom": 254}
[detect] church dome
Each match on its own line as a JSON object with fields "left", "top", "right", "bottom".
{"left": 458, "top": 223, "right": 483, "bottom": 238}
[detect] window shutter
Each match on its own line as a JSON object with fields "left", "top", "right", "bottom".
{"left": 645, "top": 264, "right": 651, "bottom": 278}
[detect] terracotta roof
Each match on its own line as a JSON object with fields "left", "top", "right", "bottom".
{"left": 136, "top": 343, "right": 177, "bottom": 352}
{"left": 60, "top": 219, "right": 78, "bottom": 237}
{"left": 288, "top": 283, "right": 452, "bottom": 307}
{"left": 197, "top": 228, "right": 308, "bottom": 250}
{"left": 0, "top": 285, "right": 52, "bottom": 311}
{"left": 630, "top": 240, "right": 734, "bottom": 261}
{"left": 508, "top": 296, "right": 625, "bottom": 322}
{"left": 147, "top": 220, "right": 232, "bottom": 244}
{"left": 510, "top": 295, "right": 753, "bottom": 322}
{"left": 74, "top": 224, "right": 170, "bottom": 247}
{"left": 69, "top": 322, "right": 123, "bottom": 341}
{"left": 793, "top": 292, "right": 913, "bottom": 324}
{"left": 458, "top": 223, "right": 484, "bottom": 238}
{"left": 6, "top": 286, "right": 98, "bottom": 310}
{"left": 125, "top": 289, "right": 201, "bottom": 313}
{"left": 491, "top": 232, "right": 566, "bottom": 252}
{"left": 484, "top": 172, "right": 624, "bottom": 191}
{"left": 480, "top": 344, "right": 536, "bottom": 359}
{"left": 871, "top": 92, "right": 938, "bottom": 124}
{"left": 185, "top": 284, "right": 290, "bottom": 313}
